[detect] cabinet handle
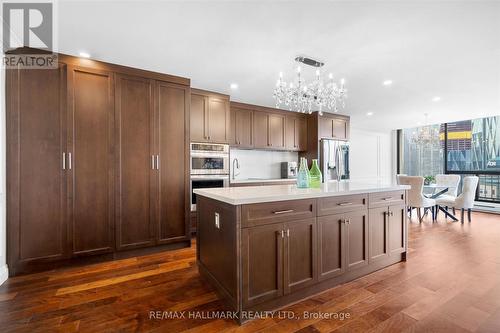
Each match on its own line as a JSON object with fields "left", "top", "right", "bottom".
{"left": 338, "top": 202, "right": 353, "bottom": 206}
{"left": 155, "top": 155, "right": 159, "bottom": 170}
{"left": 62, "top": 152, "right": 66, "bottom": 170}
{"left": 273, "top": 209, "right": 294, "bottom": 215}
{"left": 68, "top": 153, "right": 72, "bottom": 170}
{"left": 382, "top": 197, "right": 393, "bottom": 201}
{"left": 286, "top": 229, "right": 290, "bottom": 237}
{"left": 151, "top": 155, "right": 155, "bottom": 170}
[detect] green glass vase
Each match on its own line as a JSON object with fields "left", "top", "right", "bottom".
{"left": 309, "top": 159, "right": 322, "bottom": 188}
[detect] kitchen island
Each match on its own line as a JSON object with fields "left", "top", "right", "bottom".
{"left": 194, "top": 181, "right": 410, "bottom": 323}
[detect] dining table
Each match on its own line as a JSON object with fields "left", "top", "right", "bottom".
{"left": 423, "top": 184, "right": 459, "bottom": 222}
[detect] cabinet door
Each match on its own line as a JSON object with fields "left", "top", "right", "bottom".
{"left": 319, "top": 117, "right": 333, "bottom": 138}
{"left": 233, "top": 107, "right": 253, "bottom": 147}
{"left": 285, "top": 116, "right": 296, "bottom": 150}
{"left": 207, "top": 97, "right": 230, "bottom": 143}
{"left": 345, "top": 210, "right": 369, "bottom": 271}
{"left": 156, "top": 81, "right": 189, "bottom": 244}
{"left": 68, "top": 66, "right": 115, "bottom": 256}
{"left": 269, "top": 114, "right": 285, "bottom": 149}
{"left": 242, "top": 223, "right": 284, "bottom": 307}
{"left": 115, "top": 74, "right": 155, "bottom": 250}
{"left": 284, "top": 218, "right": 317, "bottom": 293}
{"left": 190, "top": 93, "right": 207, "bottom": 142}
{"left": 332, "top": 118, "right": 348, "bottom": 140}
{"left": 7, "top": 64, "right": 68, "bottom": 273}
{"left": 317, "top": 214, "right": 345, "bottom": 281}
{"left": 253, "top": 111, "right": 269, "bottom": 148}
{"left": 389, "top": 204, "right": 406, "bottom": 255}
{"left": 297, "top": 116, "right": 308, "bottom": 151}
{"left": 368, "top": 207, "right": 389, "bottom": 262}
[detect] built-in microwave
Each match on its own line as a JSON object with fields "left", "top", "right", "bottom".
{"left": 190, "top": 143, "right": 229, "bottom": 175}
{"left": 190, "top": 175, "right": 229, "bottom": 211}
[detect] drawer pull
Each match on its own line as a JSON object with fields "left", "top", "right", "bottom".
{"left": 273, "top": 209, "right": 294, "bottom": 215}
{"left": 338, "top": 202, "right": 353, "bottom": 206}
{"left": 382, "top": 197, "right": 393, "bottom": 201}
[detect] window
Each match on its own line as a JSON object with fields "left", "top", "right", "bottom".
{"left": 401, "top": 124, "right": 444, "bottom": 177}
{"left": 399, "top": 115, "right": 500, "bottom": 203}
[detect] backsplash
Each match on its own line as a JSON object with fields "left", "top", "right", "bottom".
{"left": 230, "top": 149, "right": 299, "bottom": 180}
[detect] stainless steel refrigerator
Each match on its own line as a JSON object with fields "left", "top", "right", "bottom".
{"left": 320, "top": 139, "right": 350, "bottom": 182}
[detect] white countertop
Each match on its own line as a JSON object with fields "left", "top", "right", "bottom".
{"left": 194, "top": 181, "right": 411, "bottom": 205}
{"left": 230, "top": 178, "right": 296, "bottom": 184}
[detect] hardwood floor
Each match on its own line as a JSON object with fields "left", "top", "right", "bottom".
{"left": 1, "top": 212, "right": 499, "bottom": 332}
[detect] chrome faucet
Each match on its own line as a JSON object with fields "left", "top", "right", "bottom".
{"left": 232, "top": 158, "right": 240, "bottom": 180}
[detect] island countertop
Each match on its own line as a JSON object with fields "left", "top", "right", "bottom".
{"left": 194, "top": 180, "right": 410, "bottom": 205}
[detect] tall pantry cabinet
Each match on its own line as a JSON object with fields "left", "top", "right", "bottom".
{"left": 6, "top": 51, "right": 190, "bottom": 275}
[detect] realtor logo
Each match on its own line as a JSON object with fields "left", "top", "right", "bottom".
{"left": 2, "top": 2, "right": 56, "bottom": 68}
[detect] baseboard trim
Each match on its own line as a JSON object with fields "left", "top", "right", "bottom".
{"left": 0, "top": 265, "right": 8, "bottom": 285}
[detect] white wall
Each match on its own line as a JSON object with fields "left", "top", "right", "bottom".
{"left": 349, "top": 127, "right": 395, "bottom": 183}
{"left": 0, "top": 65, "right": 7, "bottom": 284}
{"left": 230, "top": 149, "right": 298, "bottom": 180}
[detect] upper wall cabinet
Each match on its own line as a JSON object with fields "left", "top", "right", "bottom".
{"left": 286, "top": 115, "right": 307, "bottom": 151}
{"left": 231, "top": 106, "right": 253, "bottom": 148}
{"left": 230, "top": 102, "right": 306, "bottom": 151}
{"left": 319, "top": 114, "right": 350, "bottom": 140}
{"left": 190, "top": 89, "right": 230, "bottom": 144}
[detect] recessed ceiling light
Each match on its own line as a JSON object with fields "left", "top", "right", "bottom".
{"left": 432, "top": 96, "right": 441, "bottom": 102}
{"left": 79, "top": 52, "right": 91, "bottom": 58}
{"left": 383, "top": 80, "right": 393, "bottom": 86}
{"left": 230, "top": 83, "right": 238, "bottom": 90}
{"left": 366, "top": 112, "right": 374, "bottom": 116}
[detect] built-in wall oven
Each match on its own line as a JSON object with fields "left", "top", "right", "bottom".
{"left": 190, "top": 143, "right": 230, "bottom": 212}
{"left": 190, "top": 143, "right": 229, "bottom": 175}
{"left": 190, "top": 175, "right": 229, "bottom": 211}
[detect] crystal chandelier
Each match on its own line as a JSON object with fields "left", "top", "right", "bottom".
{"left": 273, "top": 56, "right": 347, "bottom": 115}
{"left": 411, "top": 113, "right": 440, "bottom": 146}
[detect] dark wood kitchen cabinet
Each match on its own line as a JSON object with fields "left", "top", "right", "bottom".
{"left": 115, "top": 74, "right": 155, "bottom": 250}
{"left": 368, "top": 206, "right": 389, "bottom": 262}
{"left": 319, "top": 113, "right": 350, "bottom": 140}
{"left": 190, "top": 89, "right": 230, "bottom": 143}
{"left": 242, "top": 223, "right": 284, "bottom": 307}
{"left": 284, "top": 218, "right": 317, "bottom": 293}
{"left": 157, "top": 81, "right": 190, "bottom": 244}
{"left": 269, "top": 114, "right": 286, "bottom": 149}
{"left": 317, "top": 214, "right": 345, "bottom": 280}
{"left": 6, "top": 64, "right": 69, "bottom": 274}
{"left": 286, "top": 115, "right": 307, "bottom": 151}
{"left": 252, "top": 111, "right": 285, "bottom": 149}
{"left": 345, "top": 210, "right": 369, "bottom": 271}
{"left": 7, "top": 49, "right": 190, "bottom": 275}
{"left": 231, "top": 107, "right": 253, "bottom": 148}
{"left": 197, "top": 190, "right": 407, "bottom": 323}
{"left": 252, "top": 111, "right": 269, "bottom": 148}
{"left": 67, "top": 66, "right": 115, "bottom": 256}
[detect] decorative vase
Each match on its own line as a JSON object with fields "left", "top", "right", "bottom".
{"left": 296, "top": 157, "right": 310, "bottom": 188}
{"left": 309, "top": 159, "right": 322, "bottom": 188}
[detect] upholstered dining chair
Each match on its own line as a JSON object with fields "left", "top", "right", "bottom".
{"left": 436, "top": 176, "right": 479, "bottom": 223}
{"left": 398, "top": 176, "right": 436, "bottom": 222}
{"left": 434, "top": 174, "right": 461, "bottom": 216}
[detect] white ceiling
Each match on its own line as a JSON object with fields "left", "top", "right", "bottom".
{"left": 56, "top": 1, "right": 500, "bottom": 131}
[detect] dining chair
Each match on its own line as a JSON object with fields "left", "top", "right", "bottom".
{"left": 434, "top": 174, "right": 461, "bottom": 216}
{"left": 435, "top": 176, "right": 479, "bottom": 223}
{"left": 398, "top": 176, "right": 436, "bottom": 222}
